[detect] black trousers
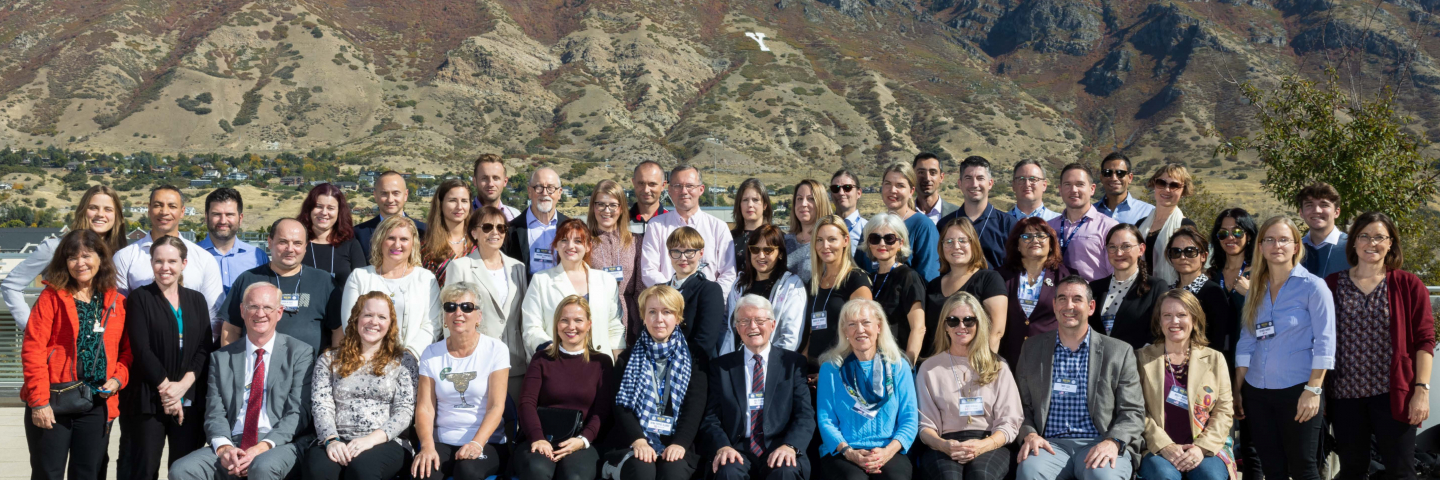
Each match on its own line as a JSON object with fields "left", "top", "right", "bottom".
{"left": 25, "top": 403, "right": 110, "bottom": 480}
{"left": 304, "top": 440, "right": 408, "bottom": 480}
{"left": 514, "top": 445, "right": 600, "bottom": 480}
{"left": 116, "top": 407, "right": 205, "bottom": 480}
{"left": 818, "top": 452, "right": 911, "bottom": 480}
{"left": 1329, "top": 393, "right": 1417, "bottom": 480}
{"left": 601, "top": 447, "right": 700, "bottom": 480}
{"left": 1235, "top": 417, "right": 1264, "bottom": 480}
{"left": 919, "top": 444, "right": 1012, "bottom": 480}
{"left": 412, "top": 442, "right": 506, "bottom": 480}
{"left": 712, "top": 449, "right": 810, "bottom": 480}
{"left": 1244, "top": 383, "right": 1323, "bottom": 480}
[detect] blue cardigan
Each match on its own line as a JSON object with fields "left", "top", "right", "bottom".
{"left": 855, "top": 213, "right": 941, "bottom": 282}
{"left": 1302, "top": 231, "right": 1350, "bottom": 279}
{"left": 816, "top": 355, "right": 919, "bottom": 455}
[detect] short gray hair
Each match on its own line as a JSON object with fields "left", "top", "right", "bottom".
{"left": 731, "top": 294, "right": 775, "bottom": 327}
{"left": 242, "top": 281, "right": 280, "bottom": 307}
{"left": 440, "top": 281, "right": 481, "bottom": 304}
{"left": 862, "top": 212, "right": 912, "bottom": 260}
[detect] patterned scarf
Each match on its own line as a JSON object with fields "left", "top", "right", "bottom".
{"left": 616, "top": 328, "right": 692, "bottom": 448}
{"left": 74, "top": 294, "right": 109, "bottom": 390}
{"left": 1177, "top": 273, "right": 1210, "bottom": 295}
{"left": 840, "top": 352, "right": 894, "bottom": 417}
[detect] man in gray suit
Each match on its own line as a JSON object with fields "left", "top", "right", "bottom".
{"left": 170, "top": 282, "right": 315, "bottom": 480}
{"left": 1013, "top": 275, "right": 1145, "bottom": 480}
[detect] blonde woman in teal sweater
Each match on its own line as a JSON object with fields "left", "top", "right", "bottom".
{"left": 816, "top": 299, "right": 919, "bottom": 480}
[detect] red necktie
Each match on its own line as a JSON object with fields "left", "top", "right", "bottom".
{"left": 749, "top": 354, "right": 764, "bottom": 456}
{"left": 240, "top": 348, "right": 266, "bottom": 450}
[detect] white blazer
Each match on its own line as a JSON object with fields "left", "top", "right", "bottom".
{"left": 521, "top": 264, "right": 625, "bottom": 358}
{"left": 340, "top": 265, "right": 442, "bottom": 358}
{"left": 721, "top": 271, "right": 807, "bottom": 355}
{"left": 444, "top": 252, "right": 529, "bottom": 375}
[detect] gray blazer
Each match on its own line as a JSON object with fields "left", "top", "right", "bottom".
{"left": 936, "top": 198, "right": 960, "bottom": 220}
{"left": 1014, "top": 329, "right": 1145, "bottom": 455}
{"left": 444, "top": 252, "right": 529, "bottom": 376}
{"left": 203, "top": 333, "right": 315, "bottom": 448}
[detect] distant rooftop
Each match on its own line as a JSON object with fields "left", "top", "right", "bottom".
{"left": 0, "top": 228, "right": 63, "bottom": 253}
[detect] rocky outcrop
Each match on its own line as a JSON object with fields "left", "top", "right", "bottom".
{"left": 985, "top": 0, "right": 1103, "bottom": 56}
{"left": 1081, "top": 49, "right": 1133, "bottom": 96}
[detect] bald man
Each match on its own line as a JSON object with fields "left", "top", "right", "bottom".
{"left": 355, "top": 171, "right": 428, "bottom": 258}
{"left": 221, "top": 218, "right": 338, "bottom": 353}
{"left": 502, "top": 167, "right": 570, "bottom": 278}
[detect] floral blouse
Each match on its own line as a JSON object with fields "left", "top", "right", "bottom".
{"left": 312, "top": 350, "right": 420, "bottom": 448}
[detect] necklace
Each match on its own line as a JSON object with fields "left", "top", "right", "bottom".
{"left": 946, "top": 352, "right": 980, "bottom": 426}
{"left": 1165, "top": 345, "right": 1189, "bottom": 378}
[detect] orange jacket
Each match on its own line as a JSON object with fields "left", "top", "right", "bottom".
{"left": 21, "top": 284, "right": 132, "bottom": 421}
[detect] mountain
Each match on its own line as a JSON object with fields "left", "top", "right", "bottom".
{"left": 1, "top": 0, "right": 1437, "bottom": 186}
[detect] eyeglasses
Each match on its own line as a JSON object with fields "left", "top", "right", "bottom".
{"left": 748, "top": 246, "right": 779, "bottom": 255}
{"left": 1261, "top": 237, "right": 1294, "bottom": 246}
{"left": 945, "top": 316, "right": 979, "bottom": 329}
{"left": 478, "top": 223, "right": 507, "bottom": 234}
{"left": 1167, "top": 246, "right": 1203, "bottom": 259}
{"left": 1101, "top": 169, "right": 1129, "bottom": 178}
{"left": 867, "top": 233, "right": 899, "bottom": 245}
{"left": 669, "top": 248, "right": 701, "bottom": 259}
{"left": 244, "top": 305, "right": 279, "bottom": 315}
{"left": 829, "top": 184, "right": 857, "bottom": 194}
{"left": 671, "top": 183, "right": 703, "bottom": 192}
{"left": 1019, "top": 232, "right": 1050, "bottom": 242}
{"left": 1152, "top": 180, "right": 1185, "bottom": 191}
{"left": 942, "top": 237, "right": 970, "bottom": 247}
{"left": 443, "top": 302, "right": 478, "bottom": 313}
{"left": 736, "top": 317, "right": 773, "bottom": 327}
{"left": 531, "top": 185, "right": 560, "bottom": 194}
{"left": 1216, "top": 229, "right": 1245, "bottom": 240}
{"left": 1013, "top": 176, "right": 1045, "bottom": 184}
{"left": 1106, "top": 243, "right": 1138, "bottom": 254}
{"left": 1356, "top": 233, "right": 1392, "bottom": 244}
{"left": 594, "top": 202, "right": 621, "bottom": 212}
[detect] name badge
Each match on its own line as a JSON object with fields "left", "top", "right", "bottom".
{"left": 810, "top": 311, "right": 828, "bottom": 330}
{"left": 533, "top": 248, "right": 555, "bottom": 263}
{"left": 1053, "top": 378, "right": 1079, "bottom": 395}
{"left": 92, "top": 322, "right": 105, "bottom": 333}
{"left": 1102, "top": 314, "right": 1116, "bottom": 333}
{"left": 748, "top": 393, "right": 764, "bottom": 410}
{"left": 1256, "top": 321, "right": 1276, "bottom": 340}
{"left": 645, "top": 415, "right": 676, "bottom": 435}
{"left": 957, "top": 397, "right": 985, "bottom": 416}
{"left": 281, "top": 294, "right": 300, "bottom": 312}
{"left": 851, "top": 403, "right": 878, "bottom": 419}
{"left": 602, "top": 266, "right": 624, "bottom": 282}
{"left": 1020, "top": 298, "right": 1038, "bottom": 308}
{"left": 1166, "top": 385, "right": 1188, "bottom": 408}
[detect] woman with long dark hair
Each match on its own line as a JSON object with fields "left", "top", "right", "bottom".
{"left": 723, "top": 224, "right": 806, "bottom": 354}
{"left": 299, "top": 183, "right": 367, "bottom": 285}
{"left": 1203, "top": 208, "right": 1260, "bottom": 479}
{"left": 423, "top": 179, "right": 474, "bottom": 284}
{"left": 730, "top": 178, "right": 772, "bottom": 271}
{"left": 1088, "top": 223, "right": 1167, "bottom": 352}
{"left": 4, "top": 185, "right": 128, "bottom": 329}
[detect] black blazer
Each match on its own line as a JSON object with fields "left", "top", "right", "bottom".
{"left": 121, "top": 282, "right": 217, "bottom": 415}
{"left": 677, "top": 274, "right": 726, "bottom": 368}
{"left": 700, "top": 348, "right": 814, "bottom": 456}
{"left": 1087, "top": 275, "right": 1169, "bottom": 351}
{"left": 354, "top": 215, "right": 429, "bottom": 259}
{"left": 500, "top": 209, "right": 571, "bottom": 279}
{"left": 1192, "top": 279, "right": 1239, "bottom": 368}
{"left": 604, "top": 350, "right": 709, "bottom": 451}
{"left": 998, "top": 265, "right": 1069, "bottom": 366}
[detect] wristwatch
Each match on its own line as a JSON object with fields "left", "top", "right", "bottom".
{"left": 1108, "top": 438, "right": 1125, "bottom": 451}
{"left": 1415, "top": 383, "right": 1430, "bottom": 390}
{"left": 1303, "top": 385, "right": 1323, "bottom": 396}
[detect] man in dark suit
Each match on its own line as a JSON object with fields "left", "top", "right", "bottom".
{"left": 501, "top": 167, "right": 568, "bottom": 279}
{"left": 354, "top": 171, "right": 427, "bottom": 258}
{"left": 702, "top": 294, "right": 815, "bottom": 480}
{"left": 1013, "top": 275, "right": 1145, "bottom": 480}
{"left": 169, "top": 282, "right": 316, "bottom": 480}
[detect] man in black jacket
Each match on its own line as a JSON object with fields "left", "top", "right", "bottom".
{"left": 501, "top": 167, "right": 568, "bottom": 279}
{"left": 701, "top": 294, "right": 815, "bottom": 480}
{"left": 354, "top": 171, "right": 427, "bottom": 258}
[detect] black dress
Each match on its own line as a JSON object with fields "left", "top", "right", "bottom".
{"left": 308, "top": 237, "right": 368, "bottom": 286}
{"left": 802, "top": 268, "right": 872, "bottom": 364}
{"left": 921, "top": 269, "right": 1006, "bottom": 358}
{"left": 870, "top": 263, "right": 925, "bottom": 355}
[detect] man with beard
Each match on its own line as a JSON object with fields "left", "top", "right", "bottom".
{"left": 221, "top": 218, "right": 337, "bottom": 353}
{"left": 938, "top": 155, "right": 1016, "bottom": 270}
{"left": 503, "top": 167, "right": 570, "bottom": 278}
{"left": 914, "top": 153, "right": 959, "bottom": 226}
{"left": 115, "top": 185, "right": 226, "bottom": 330}
{"left": 355, "top": 171, "right": 428, "bottom": 258}
{"left": 198, "top": 188, "right": 270, "bottom": 296}
{"left": 630, "top": 160, "right": 670, "bottom": 232}
{"left": 471, "top": 153, "right": 520, "bottom": 221}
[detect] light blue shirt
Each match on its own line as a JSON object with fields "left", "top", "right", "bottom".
{"left": 1094, "top": 193, "right": 1155, "bottom": 226}
{"left": 196, "top": 237, "right": 270, "bottom": 294}
{"left": 843, "top": 210, "right": 867, "bottom": 252}
{"left": 1009, "top": 204, "right": 1061, "bottom": 222}
{"left": 1235, "top": 264, "right": 1337, "bottom": 389}
{"left": 817, "top": 356, "right": 918, "bottom": 455}
{"left": 525, "top": 209, "right": 559, "bottom": 274}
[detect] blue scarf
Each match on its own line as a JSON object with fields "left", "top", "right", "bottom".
{"left": 840, "top": 353, "right": 895, "bottom": 417}
{"left": 616, "top": 329, "right": 692, "bottom": 449}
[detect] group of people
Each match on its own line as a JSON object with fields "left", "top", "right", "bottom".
{"left": 7, "top": 151, "right": 1434, "bottom": 480}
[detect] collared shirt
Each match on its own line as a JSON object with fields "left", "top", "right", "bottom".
{"left": 922, "top": 196, "right": 948, "bottom": 225}
{"left": 1045, "top": 330, "right": 1100, "bottom": 438}
{"left": 115, "top": 233, "right": 225, "bottom": 321}
{"left": 1302, "top": 228, "right": 1350, "bottom": 279}
{"left": 639, "top": 209, "right": 738, "bottom": 298}
{"left": 197, "top": 237, "right": 270, "bottom": 294}
{"left": 1304, "top": 226, "right": 1342, "bottom": 248}
{"left": 212, "top": 334, "right": 278, "bottom": 453}
{"left": 1048, "top": 206, "right": 1118, "bottom": 282}
{"left": 1094, "top": 193, "right": 1155, "bottom": 226}
{"left": 743, "top": 344, "right": 772, "bottom": 436}
{"left": 843, "top": 210, "right": 867, "bottom": 252}
{"left": 941, "top": 203, "right": 1014, "bottom": 270}
{"left": 669, "top": 272, "right": 696, "bottom": 291}
{"left": 525, "top": 208, "right": 561, "bottom": 274}
{"left": 1010, "top": 204, "right": 1061, "bottom": 222}
{"left": 1100, "top": 271, "right": 1138, "bottom": 333}
{"left": 1235, "top": 264, "right": 1337, "bottom": 389}
{"left": 471, "top": 199, "right": 519, "bottom": 222}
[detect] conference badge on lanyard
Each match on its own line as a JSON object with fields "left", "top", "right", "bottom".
{"left": 646, "top": 415, "right": 676, "bottom": 435}
{"left": 1166, "top": 386, "right": 1188, "bottom": 408}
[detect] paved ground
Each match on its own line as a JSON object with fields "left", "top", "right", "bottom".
{"left": 0, "top": 407, "right": 167, "bottom": 480}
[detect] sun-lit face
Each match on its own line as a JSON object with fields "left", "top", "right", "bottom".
{"left": 739, "top": 189, "right": 765, "bottom": 224}
{"left": 1151, "top": 174, "right": 1184, "bottom": 208}
{"left": 556, "top": 231, "right": 590, "bottom": 265}
{"left": 474, "top": 161, "right": 508, "bottom": 204}
{"left": 1012, "top": 164, "right": 1047, "bottom": 203}
{"left": 356, "top": 298, "right": 393, "bottom": 346}
{"left": 441, "top": 186, "right": 471, "bottom": 229}
{"left": 1217, "top": 217, "right": 1246, "bottom": 257}
{"left": 444, "top": 293, "right": 481, "bottom": 332}
{"left": 151, "top": 244, "right": 185, "bottom": 288}
{"left": 643, "top": 296, "right": 679, "bottom": 342}
{"left": 592, "top": 193, "right": 622, "bottom": 232}
{"left": 1058, "top": 169, "right": 1095, "bottom": 210}
{"left": 1019, "top": 226, "right": 1051, "bottom": 261}
{"left": 310, "top": 195, "right": 340, "bottom": 234}
{"left": 632, "top": 164, "right": 667, "bottom": 207}
{"left": 958, "top": 166, "right": 993, "bottom": 203}
{"left": 555, "top": 303, "right": 591, "bottom": 350}
{"left": 1167, "top": 236, "right": 1206, "bottom": 276}
{"left": 374, "top": 175, "right": 408, "bottom": 217}
{"left": 84, "top": 193, "right": 117, "bottom": 235}
{"left": 1260, "top": 223, "right": 1297, "bottom": 267}
{"left": 206, "top": 199, "right": 242, "bottom": 242}
{"left": 1300, "top": 197, "right": 1340, "bottom": 234}
{"left": 794, "top": 184, "right": 818, "bottom": 225}
{"left": 829, "top": 174, "right": 861, "bottom": 211}
{"left": 914, "top": 158, "right": 944, "bottom": 197}
{"left": 1052, "top": 283, "right": 1093, "bottom": 329}
{"left": 472, "top": 215, "right": 507, "bottom": 253}
{"left": 842, "top": 308, "right": 882, "bottom": 355}
{"left": 148, "top": 189, "right": 183, "bottom": 237}
{"left": 867, "top": 225, "right": 899, "bottom": 263}
{"left": 945, "top": 303, "right": 977, "bottom": 348}
{"left": 881, "top": 172, "right": 914, "bottom": 212}
{"left": 749, "top": 239, "right": 779, "bottom": 276}
{"left": 1101, "top": 158, "right": 1131, "bottom": 196}
{"left": 380, "top": 225, "right": 414, "bottom": 267}
{"left": 941, "top": 226, "right": 974, "bottom": 270}
{"left": 814, "top": 224, "right": 847, "bottom": 264}
{"left": 242, "top": 286, "right": 283, "bottom": 337}
{"left": 668, "top": 169, "right": 702, "bottom": 213}
{"left": 1353, "top": 221, "right": 1392, "bottom": 266}
{"left": 269, "top": 220, "right": 308, "bottom": 271}
{"left": 1106, "top": 230, "right": 1143, "bottom": 273}
{"left": 66, "top": 247, "right": 100, "bottom": 288}
{"left": 1159, "top": 298, "right": 1194, "bottom": 345}
{"left": 735, "top": 305, "right": 775, "bottom": 351}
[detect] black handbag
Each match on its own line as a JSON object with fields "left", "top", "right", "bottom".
{"left": 536, "top": 406, "right": 583, "bottom": 442}
{"left": 49, "top": 299, "right": 113, "bottom": 415}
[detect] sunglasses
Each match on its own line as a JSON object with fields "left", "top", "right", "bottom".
{"left": 1215, "top": 228, "right": 1245, "bottom": 240}
{"left": 829, "top": 184, "right": 857, "bottom": 194}
{"left": 748, "top": 246, "right": 779, "bottom": 255}
{"left": 867, "top": 233, "right": 899, "bottom": 245}
{"left": 478, "top": 223, "right": 508, "bottom": 234}
{"left": 1167, "top": 246, "right": 1203, "bottom": 259}
{"left": 1101, "top": 169, "right": 1129, "bottom": 178}
{"left": 1153, "top": 180, "right": 1185, "bottom": 191}
{"left": 945, "top": 316, "right": 979, "bottom": 329}
{"left": 443, "top": 302, "right": 478, "bottom": 313}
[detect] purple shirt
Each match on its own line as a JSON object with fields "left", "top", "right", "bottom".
{"left": 1048, "top": 206, "right": 1118, "bottom": 282}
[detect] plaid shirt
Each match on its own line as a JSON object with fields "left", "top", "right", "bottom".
{"left": 1044, "top": 330, "right": 1101, "bottom": 438}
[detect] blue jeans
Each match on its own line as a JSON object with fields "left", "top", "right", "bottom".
{"left": 1139, "top": 453, "right": 1227, "bottom": 480}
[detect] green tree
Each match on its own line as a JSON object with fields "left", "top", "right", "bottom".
{"left": 1218, "top": 68, "right": 1440, "bottom": 282}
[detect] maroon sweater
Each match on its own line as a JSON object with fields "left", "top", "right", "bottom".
{"left": 1326, "top": 269, "right": 1437, "bottom": 422}
{"left": 520, "top": 350, "right": 616, "bottom": 442}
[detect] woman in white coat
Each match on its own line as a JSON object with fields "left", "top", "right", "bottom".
{"left": 341, "top": 216, "right": 442, "bottom": 357}
{"left": 444, "top": 206, "right": 529, "bottom": 396}
{"left": 521, "top": 219, "right": 626, "bottom": 359}
{"left": 722, "top": 224, "right": 805, "bottom": 354}
{"left": 2, "top": 185, "right": 129, "bottom": 330}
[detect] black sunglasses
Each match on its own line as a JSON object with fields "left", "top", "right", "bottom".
{"left": 1152, "top": 179, "right": 1185, "bottom": 191}
{"left": 945, "top": 316, "right": 979, "bottom": 329}
{"left": 748, "top": 246, "right": 778, "bottom": 255}
{"left": 1215, "top": 228, "right": 1245, "bottom": 240}
{"left": 478, "top": 223, "right": 507, "bottom": 234}
{"left": 867, "top": 233, "right": 899, "bottom": 245}
{"left": 443, "top": 302, "right": 478, "bottom": 313}
{"left": 1167, "top": 246, "right": 1203, "bottom": 259}
{"left": 1101, "top": 169, "right": 1129, "bottom": 178}
{"left": 829, "top": 184, "right": 857, "bottom": 194}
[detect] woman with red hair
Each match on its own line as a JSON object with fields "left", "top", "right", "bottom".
{"left": 521, "top": 219, "right": 626, "bottom": 360}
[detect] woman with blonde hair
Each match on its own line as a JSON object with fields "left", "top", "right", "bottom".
{"left": 923, "top": 217, "right": 1006, "bottom": 357}
{"left": 516, "top": 295, "right": 616, "bottom": 480}
{"left": 862, "top": 213, "right": 926, "bottom": 364}
{"left": 3, "top": 184, "right": 128, "bottom": 329}
{"left": 1136, "top": 289, "right": 1236, "bottom": 480}
{"left": 857, "top": 162, "right": 939, "bottom": 282}
{"left": 804, "top": 215, "right": 873, "bottom": 364}
{"left": 784, "top": 178, "right": 833, "bottom": 283}
{"left": 915, "top": 292, "right": 1022, "bottom": 480}
{"left": 1234, "top": 216, "right": 1334, "bottom": 480}
{"left": 341, "top": 216, "right": 443, "bottom": 357}
{"left": 422, "top": 179, "right": 474, "bottom": 284}
{"left": 1137, "top": 164, "right": 1197, "bottom": 286}
{"left": 309, "top": 292, "right": 419, "bottom": 480}
{"left": 816, "top": 299, "right": 918, "bottom": 480}
{"left": 587, "top": 180, "right": 644, "bottom": 345}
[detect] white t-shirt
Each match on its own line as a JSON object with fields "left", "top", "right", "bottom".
{"left": 418, "top": 336, "right": 511, "bottom": 446}
{"left": 487, "top": 266, "right": 509, "bottom": 307}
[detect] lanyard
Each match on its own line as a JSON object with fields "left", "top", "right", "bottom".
{"left": 308, "top": 245, "right": 335, "bottom": 276}
{"left": 171, "top": 303, "right": 183, "bottom": 337}
{"left": 1060, "top": 216, "right": 1088, "bottom": 249}
{"left": 872, "top": 270, "right": 893, "bottom": 296}
{"left": 946, "top": 354, "right": 976, "bottom": 398}
{"left": 274, "top": 272, "right": 301, "bottom": 310}
{"left": 811, "top": 283, "right": 836, "bottom": 318}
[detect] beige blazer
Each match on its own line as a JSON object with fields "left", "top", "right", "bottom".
{"left": 444, "top": 252, "right": 529, "bottom": 376}
{"left": 1136, "top": 343, "right": 1234, "bottom": 456}
{"left": 520, "top": 264, "right": 626, "bottom": 359}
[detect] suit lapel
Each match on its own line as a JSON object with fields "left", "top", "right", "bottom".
{"left": 731, "top": 355, "right": 748, "bottom": 435}
{"left": 230, "top": 344, "right": 247, "bottom": 426}
{"left": 265, "top": 339, "right": 285, "bottom": 421}
{"left": 1087, "top": 334, "right": 1103, "bottom": 421}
